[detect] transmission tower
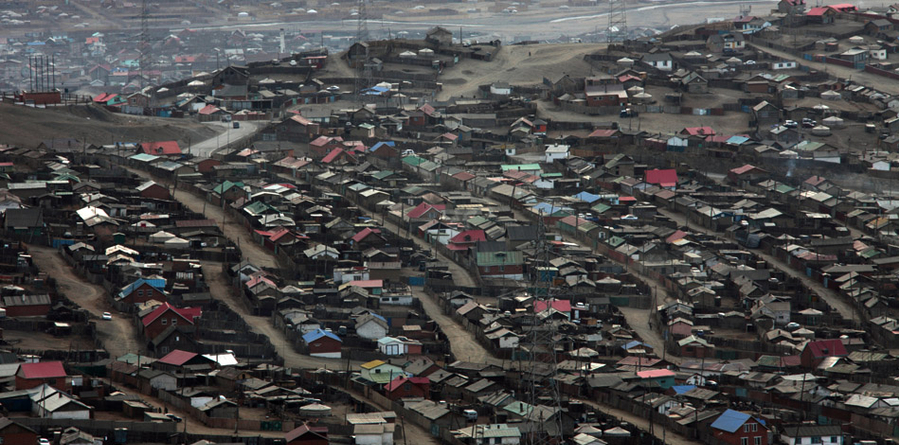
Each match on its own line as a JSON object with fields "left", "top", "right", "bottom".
{"left": 354, "top": 0, "right": 372, "bottom": 95}
{"left": 139, "top": 0, "right": 151, "bottom": 89}
{"left": 608, "top": 0, "right": 628, "bottom": 43}
{"left": 523, "top": 212, "right": 565, "bottom": 445}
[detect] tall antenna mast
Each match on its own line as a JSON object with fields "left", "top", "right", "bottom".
{"left": 139, "top": 0, "right": 151, "bottom": 90}
{"left": 525, "top": 210, "right": 565, "bottom": 445}
{"left": 608, "top": 0, "right": 628, "bottom": 44}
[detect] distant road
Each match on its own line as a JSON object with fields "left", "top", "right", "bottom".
{"left": 187, "top": 121, "right": 261, "bottom": 158}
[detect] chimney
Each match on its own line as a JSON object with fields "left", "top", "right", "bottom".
{"left": 280, "top": 28, "right": 286, "bottom": 54}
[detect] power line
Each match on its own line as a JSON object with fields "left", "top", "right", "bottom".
{"left": 608, "top": 0, "right": 628, "bottom": 43}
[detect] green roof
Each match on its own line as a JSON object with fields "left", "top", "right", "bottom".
{"left": 860, "top": 249, "right": 882, "bottom": 259}
{"left": 592, "top": 203, "right": 612, "bottom": 214}
{"left": 467, "top": 216, "right": 489, "bottom": 227}
{"left": 243, "top": 201, "right": 276, "bottom": 216}
{"left": 213, "top": 180, "right": 244, "bottom": 194}
{"left": 402, "top": 185, "right": 426, "bottom": 196}
{"left": 607, "top": 236, "right": 626, "bottom": 247}
{"left": 476, "top": 251, "right": 524, "bottom": 267}
{"left": 348, "top": 183, "right": 369, "bottom": 192}
{"left": 774, "top": 184, "right": 795, "bottom": 194}
{"left": 372, "top": 170, "right": 395, "bottom": 180}
{"left": 501, "top": 164, "right": 541, "bottom": 172}
{"left": 541, "top": 172, "right": 563, "bottom": 178}
{"left": 577, "top": 222, "right": 599, "bottom": 233}
{"left": 402, "top": 155, "right": 426, "bottom": 166}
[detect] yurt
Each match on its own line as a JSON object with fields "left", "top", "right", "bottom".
{"left": 632, "top": 92, "right": 653, "bottom": 103}
{"left": 164, "top": 237, "right": 190, "bottom": 250}
{"left": 822, "top": 116, "right": 844, "bottom": 128}
{"left": 617, "top": 57, "right": 635, "bottom": 66}
{"left": 299, "top": 403, "right": 332, "bottom": 417}
{"left": 821, "top": 90, "right": 842, "bottom": 100}
{"left": 419, "top": 48, "right": 435, "bottom": 57}
{"left": 848, "top": 35, "right": 865, "bottom": 45}
{"left": 627, "top": 86, "right": 644, "bottom": 95}
{"left": 810, "top": 125, "right": 832, "bottom": 136}
{"left": 399, "top": 51, "right": 417, "bottom": 58}
{"left": 149, "top": 231, "right": 176, "bottom": 244}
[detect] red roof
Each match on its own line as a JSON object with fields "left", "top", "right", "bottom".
{"left": 18, "top": 361, "right": 67, "bottom": 379}
{"left": 385, "top": 376, "right": 429, "bottom": 391}
{"left": 141, "top": 141, "right": 182, "bottom": 156}
{"left": 534, "top": 299, "right": 572, "bottom": 313}
{"left": 644, "top": 169, "right": 678, "bottom": 186}
{"left": 730, "top": 164, "right": 763, "bottom": 175}
{"left": 665, "top": 230, "right": 688, "bottom": 243}
{"left": 618, "top": 74, "right": 642, "bottom": 83}
{"left": 158, "top": 349, "right": 199, "bottom": 366}
{"left": 142, "top": 302, "right": 202, "bottom": 327}
{"left": 449, "top": 229, "right": 486, "bottom": 245}
{"left": 440, "top": 132, "right": 458, "bottom": 141}
{"left": 93, "top": 93, "right": 111, "bottom": 103}
{"left": 352, "top": 227, "right": 382, "bottom": 243}
{"left": 347, "top": 279, "right": 383, "bottom": 288}
{"left": 681, "top": 126, "right": 716, "bottom": 136}
{"left": 407, "top": 202, "right": 444, "bottom": 219}
{"left": 321, "top": 148, "right": 345, "bottom": 164}
{"left": 198, "top": 104, "right": 223, "bottom": 115}
{"left": 419, "top": 103, "right": 436, "bottom": 116}
{"left": 805, "top": 339, "right": 847, "bottom": 358}
{"left": 453, "top": 171, "right": 475, "bottom": 182}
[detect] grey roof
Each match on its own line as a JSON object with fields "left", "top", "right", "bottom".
{"left": 4, "top": 208, "right": 43, "bottom": 228}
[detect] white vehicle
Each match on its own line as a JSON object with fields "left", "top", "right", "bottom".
{"left": 102, "top": 312, "right": 112, "bottom": 320}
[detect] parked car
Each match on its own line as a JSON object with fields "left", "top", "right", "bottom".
{"left": 784, "top": 120, "right": 798, "bottom": 128}
{"left": 102, "top": 312, "right": 112, "bottom": 320}
{"left": 802, "top": 118, "right": 816, "bottom": 128}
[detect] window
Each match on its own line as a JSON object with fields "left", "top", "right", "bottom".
{"left": 743, "top": 425, "right": 750, "bottom": 433}
{"left": 754, "top": 437, "right": 761, "bottom": 445}
{"left": 741, "top": 438, "right": 748, "bottom": 445}
{"left": 494, "top": 439, "right": 501, "bottom": 445}
{"left": 172, "top": 318, "right": 178, "bottom": 325}
{"left": 404, "top": 383, "right": 411, "bottom": 391}
{"left": 137, "top": 289, "right": 144, "bottom": 297}
{"left": 751, "top": 424, "right": 758, "bottom": 432}
{"left": 162, "top": 318, "right": 167, "bottom": 325}
{"left": 811, "top": 438, "right": 822, "bottom": 444}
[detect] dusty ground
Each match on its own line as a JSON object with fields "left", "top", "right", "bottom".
{"left": 0, "top": 102, "right": 217, "bottom": 149}
{"left": 28, "top": 245, "right": 142, "bottom": 358}
{"left": 4, "top": 330, "right": 96, "bottom": 351}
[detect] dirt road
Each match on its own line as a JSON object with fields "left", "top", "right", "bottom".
{"left": 656, "top": 208, "right": 857, "bottom": 321}
{"left": 410, "top": 286, "right": 498, "bottom": 365}
{"left": 28, "top": 246, "right": 142, "bottom": 358}
{"left": 126, "top": 167, "right": 279, "bottom": 270}
{"left": 583, "top": 400, "right": 701, "bottom": 445}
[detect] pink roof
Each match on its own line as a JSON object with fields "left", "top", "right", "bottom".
{"left": 645, "top": 169, "right": 678, "bottom": 186}
{"left": 246, "top": 274, "right": 276, "bottom": 289}
{"left": 730, "top": 164, "right": 762, "bottom": 175}
{"left": 385, "top": 376, "right": 429, "bottom": 391}
{"left": 141, "top": 141, "right": 182, "bottom": 156}
{"left": 453, "top": 172, "right": 475, "bottom": 181}
{"left": 804, "top": 175, "right": 828, "bottom": 186}
{"left": 142, "top": 302, "right": 201, "bottom": 327}
{"left": 734, "top": 15, "right": 755, "bottom": 22}
{"left": 291, "top": 115, "right": 313, "bottom": 126}
{"left": 347, "top": 279, "right": 383, "bottom": 288}
{"left": 198, "top": 104, "right": 222, "bottom": 115}
{"left": 158, "top": 349, "right": 199, "bottom": 366}
{"left": 419, "top": 103, "right": 436, "bottom": 116}
{"left": 807, "top": 6, "right": 832, "bottom": 15}
{"left": 440, "top": 132, "right": 458, "bottom": 141}
{"left": 637, "top": 369, "right": 675, "bottom": 378}
{"left": 534, "top": 299, "right": 572, "bottom": 313}
{"left": 19, "top": 361, "right": 67, "bottom": 379}
{"left": 681, "top": 126, "right": 716, "bottom": 136}
{"left": 618, "top": 74, "right": 641, "bottom": 83}
{"left": 665, "top": 230, "right": 688, "bottom": 243}
{"left": 618, "top": 196, "right": 637, "bottom": 202}
{"left": 352, "top": 227, "right": 382, "bottom": 243}
{"left": 588, "top": 129, "right": 619, "bottom": 138}
{"left": 310, "top": 136, "right": 334, "bottom": 147}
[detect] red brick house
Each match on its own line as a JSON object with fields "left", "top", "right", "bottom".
{"left": 0, "top": 418, "right": 38, "bottom": 445}
{"left": 710, "top": 409, "right": 768, "bottom": 445}
{"left": 285, "top": 425, "right": 329, "bottom": 445}
{"left": 677, "top": 335, "right": 714, "bottom": 358}
{"left": 137, "top": 181, "right": 170, "bottom": 200}
{"left": 302, "top": 329, "right": 342, "bottom": 359}
{"left": 193, "top": 158, "right": 222, "bottom": 173}
{"left": 155, "top": 349, "right": 216, "bottom": 372}
{"left": 142, "top": 302, "right": 201, "bottom": 340}
{"left": 117, "top": 279, "right": 167, "bottom": 306}
{"left": 16, "top": 361, "right": 70, "bottom": 392}
{"left": 384, "top": 376, "right": 430, "bottom": 400}
{"left": 1, "top": 294, "right": 51, "bottom": 317}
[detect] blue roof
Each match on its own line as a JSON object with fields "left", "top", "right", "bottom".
{"left": 369, "top": 141, "right": 396, "bottom": 152}
{"left": 710, "top": 409, "right": 752, "bottom": 433}
{"left": 671, "top": 385, "right": 696, "bottom": 395}
{"left": 726, "top": 135, "right": 751, "bottom": 145}
{"left": 573, "top": 192, "right": 601, "bottom": 204}
{"left": 532, "top": 202, "right": 571, "bottom": 215}
{"left": 372, "top": 313, "right": 387, "bottom": 323}
{"left": 303, "top": 328, "right": 342, "bottom": 343}
{"left": 622, "top": 340, "right": 651, "bottom": 350}
{"left": 118, "top": 278, "right": 165, "bottom": 298}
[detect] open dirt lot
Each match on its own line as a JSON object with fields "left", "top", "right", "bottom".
{"left": 0, "top": 102, "right": 217, "bottom": 148}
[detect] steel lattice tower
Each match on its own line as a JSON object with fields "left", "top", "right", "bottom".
{"left": 139, "top": 0, "right": 151, "bottom": 89}
{"left": 608, "top": 0, "right": 627, "bottom": 43}
{"left": 524, "top": 211, "right": 565, "bottom": 445}
{"left": 354, "top": 0, "right": 372, "bottom": 94}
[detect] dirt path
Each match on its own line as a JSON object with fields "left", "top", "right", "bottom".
{"left": 28, "top": 246, "right": 142, "bottom": 358}
{"left": 582, "top": 400, "right": 701, "bottom": 445}
{"left": 656, "top": 208, "right": 857, "bottom": 321}
{"left": 125, "top": 167, "right": 279, "bottom": 270}
{"left": 748, "top": 42, "right": 899, "bottom": 96}
{"left": 410, "top": 286, "right": 498, "bottom": 365}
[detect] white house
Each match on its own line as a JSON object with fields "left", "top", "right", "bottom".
{"left": 773, "top": 61, "right": 798, "bottom": 70}
{"left": 334, "top": 267, "right": 370, "bottom": 284}
{"left": 139, "top": 369, "right": 177, "bottom": 391}
{"left": 666, "top": 136, "right": 688, "bottom": 150}
{"left": 354, "top": 422, "right": 395, "bottom": 445}
{"left": 544, "top": 144, "right": 570, "bottom": 163}
{"left": 868, "top": 46, "right": 887, "bottom": 61}
{"left": 355, "top": 313, "right": 389, "bottom": 340}
{"left": 304, "top": 244, "right": 340, "bottom": 260}
{"left": 485, "top": 328, "right": 520, "bottom": 349}
{"left": 490, "top": 81, "right": 512, "bottom": 95}
{"left": 30, "top": 385, "right": 92, "bottom": 420}
{"left": 377, "top": 336, "right": 421, "bottom": 355}
{"left": 452, "top": 424, "right": 521, "bottom": 445}
{"left": 643, "top": 52, "right": 673, "bottom": 71}
{"left": 780, "top": 425, "right": 843, "bottom": 445}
